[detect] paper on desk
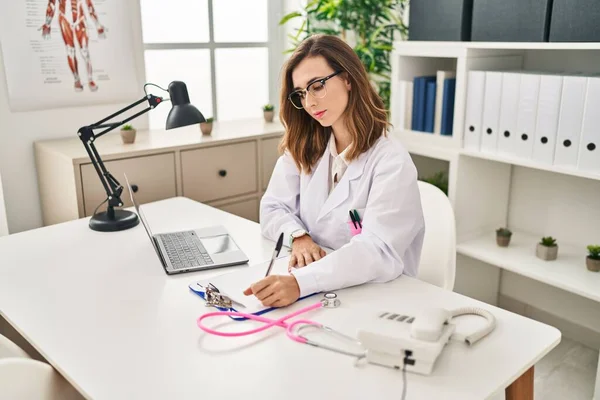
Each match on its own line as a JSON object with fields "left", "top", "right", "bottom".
{"left": 197, "top": 256, "right": 291, "bottom": 313}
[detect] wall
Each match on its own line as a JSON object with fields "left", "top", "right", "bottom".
{"left": 0, "top": 1, "right": 147, "bottom": 234}
{"left": 0, "top": 171, "right": 7, "bottom": 236}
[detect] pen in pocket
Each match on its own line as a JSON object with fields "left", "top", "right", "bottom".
{"left": 349, "top": 210, "right": 358, "bottom": 229}
{"left": 352, "top": 209, "right": 362, "bottom": 228}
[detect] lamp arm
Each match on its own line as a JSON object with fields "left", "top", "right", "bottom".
{"left": 76, "top": 94, "right": 165, "bottom": 214}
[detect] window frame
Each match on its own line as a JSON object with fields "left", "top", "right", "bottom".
{"left": 142, "top": 0, "right": 283, "bottom": 121}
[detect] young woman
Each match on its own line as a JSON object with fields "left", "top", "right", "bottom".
{"left": 243, "top": 34, "right": 425, "bottom": 307}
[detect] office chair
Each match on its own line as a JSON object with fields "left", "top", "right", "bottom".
{"left": 0, "top": 333, "right": 83, "bottom": 400}
{"left": 0, "top": 332, "right": 31, "bottom": 359}
{"left": 416, "top": 181, "right": 457, "bottom": 291}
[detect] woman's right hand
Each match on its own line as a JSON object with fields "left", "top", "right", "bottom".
{"left": 289, "top": 235, "right": 326, "bottom": 271}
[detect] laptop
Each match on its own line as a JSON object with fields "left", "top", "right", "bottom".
{"left": 124, "top": 174, "right": 249, "bottom": 275}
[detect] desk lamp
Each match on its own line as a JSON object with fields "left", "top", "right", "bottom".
{"left": 77, "top": 81, "right": 205, "bottom": 232}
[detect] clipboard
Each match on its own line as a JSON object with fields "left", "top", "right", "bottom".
{"left": 189, "top": 256, "right": 317, "bottom": 320}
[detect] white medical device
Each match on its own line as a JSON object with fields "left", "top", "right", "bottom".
{"left": 357, "top": 307, "right": 496, "bottom": 375}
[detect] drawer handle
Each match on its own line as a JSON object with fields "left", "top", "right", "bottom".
{"left": 131, "top": 184, "right": 139, "bottom": 193}
{"left": 218, "top": 170, "right": 227, "bottom": 177}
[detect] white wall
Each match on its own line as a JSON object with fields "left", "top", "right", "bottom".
{"left": 0, "top": 2, "right": 148, "bottom": 234}
{"left": 0, "top": 171, "right": 8, "bottom": 236}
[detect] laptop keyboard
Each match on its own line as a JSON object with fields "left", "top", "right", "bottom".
{"left": 159, "top": 231, "right": 214, "bottom": 269}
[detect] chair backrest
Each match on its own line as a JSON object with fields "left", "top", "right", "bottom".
{"left": 0, "top": 358, "right": 83, "bottom": 400}
{"left": 0, "top": 333, "right": 31, "bottom": 359}
{"left": 416, "top": 181, "right": 456, "bottom": 291}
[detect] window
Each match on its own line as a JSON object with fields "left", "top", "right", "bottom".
{"left": 140, "top": 0, "right": 282, "bottom": 129}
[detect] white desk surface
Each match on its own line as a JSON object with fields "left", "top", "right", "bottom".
{"left": 0, "top": 197, "right": 560, "bottom": 400}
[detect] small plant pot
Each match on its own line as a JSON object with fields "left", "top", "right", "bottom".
{"left": 496, "top": 235, "right": 511, "bottom": 247}
{"left": 536, "top": 243, "right": 558, "bottom": 261}
{"left": 120, "top": 129, "right": 136, "bottom": 144}
{"left": 263, "top": 110, "right": 274, "bottom": 122}
{"left": 586, "top": 256, "right": 600, "bottom": 272}
{"left": 200, "top": 122, "right": 213, "bottom": 136}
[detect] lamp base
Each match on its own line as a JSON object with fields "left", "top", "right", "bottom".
{"left": 89, "top": 209, "right": 139, "bottom": 232}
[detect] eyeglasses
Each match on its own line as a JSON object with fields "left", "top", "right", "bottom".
{"left": 288, "top": 70, "right": 342, "bottom": 110}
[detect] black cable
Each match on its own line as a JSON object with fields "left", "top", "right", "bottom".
{"left": 402, "top": 362, "right": 408, "bottom": 400}
{"left": 143, "top": 82, "right": 168, "bottom": 95}
{"left": 401, "top": 350, "right": 415, "bottom": 400}
{"left": 93, "top": 197, "right": 108, "bottom": 216}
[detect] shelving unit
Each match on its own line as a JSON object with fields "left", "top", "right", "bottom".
{"left": 460, "top": 149, "right": 600, "bottom": 182}
{"left": 391, "top": 41, "right": 600, "bottom": 395}
{"left": 457, "top": 230, "right": 600, "bottom": 303}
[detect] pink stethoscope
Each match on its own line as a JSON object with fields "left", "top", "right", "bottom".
{"left": 197, "top": 293, "right": 364, "bottom": 357}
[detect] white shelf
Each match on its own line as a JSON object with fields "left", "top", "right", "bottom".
{"left": 392, "top": 129, "right": 458, "bottom": 161}
{"left": 457, "top": 230, "right": 600, "bottom": 303}
{"left": 394, "top": 40, "right": 600, "bottom": 54}
{"left": 460, "top": 149, "right": 600, "bottom": 182}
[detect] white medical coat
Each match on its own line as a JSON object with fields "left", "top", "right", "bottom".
{"left": 260, "top": 134, "right": 425, "bottom": 297}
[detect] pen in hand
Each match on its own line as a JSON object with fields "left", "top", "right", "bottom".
{"left": 265, "top": 232, "right": 284, "bottom": 277}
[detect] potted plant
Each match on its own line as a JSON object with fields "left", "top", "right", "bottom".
{"left": 586, "top": 245, "right": 600, "bottom": 272}
{"left": 536, "top": 236, "right": 558, "bottom": 261}
{"left": 120, "top": 124, "right": 136, "bottom": 144}
{"left": 200, "top": 117, "right": 214, "bottom": 135}
{"left": 263, "top": 104, "right": 275, "bottom": 122}
{"left": 496, "top": 228, "right": 512, "bottom": 247}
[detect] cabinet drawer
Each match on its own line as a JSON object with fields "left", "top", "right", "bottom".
{"left": 182, "top": 141, "right": 257, "bottom": 203}
{"left": 80, "top": 153, "right": 176, "bottom": 216}
{"left": 216, "top": 198, "right": 259, "bottom": 222}
{"left": 261, "top": 137, "right": 282, "bottom": 190}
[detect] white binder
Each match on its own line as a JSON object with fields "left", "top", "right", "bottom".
{"left": 480, "top": 72, "right": 503, "bottom": 153}
{"left": 515, "top": 73, "right": 541, "bottom": 160}
{"left": 578, "top": 76, "right": 600, "bottom": 173}
{"left": 497, "top": 72, "right": 521, "bottom": 157}
{"left": 532, "top": 75, "right": 562, "bottom": 165}
{"left": 464, "top": 71, "right": 486, "bottom": 151}
{"left": 390, "top": 80, "right": 407, "bottom": 131}
{"left": 554, "top": 75, "right": 587, "bottom": 169}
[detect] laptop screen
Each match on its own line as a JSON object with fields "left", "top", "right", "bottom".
{"left": 124, "top": 174, "right": 161, "bottom": 257}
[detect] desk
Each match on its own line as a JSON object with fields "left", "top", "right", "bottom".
{"left": 0, "top": 197, "right": 560, "bottom": 400}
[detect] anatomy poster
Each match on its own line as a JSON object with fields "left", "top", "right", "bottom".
{"left": 0, "top": 0, "right": 140, "bottom": 111}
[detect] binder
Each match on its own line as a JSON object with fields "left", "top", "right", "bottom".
{"left": 441, "top": 78, "right": 456, "bottom": 136}
{"left": 390, "top": 80, "right": 407, "bottom": 131}
{"left": 515, "top": 73, "right": 541, "bottom": 159}
{"left": 424, "top": 81, "right": 437, "bottom": 132}
{"left": 578, "top": 76, "right": 600, "bottom": 173}
{"left": 412, "top": 76, "right": 436, "bottom": 132}
{"left": 464, "top": 71, "right": 486, "bottom": 150}
{"left": 405, "top": 81, "right": 414, "bottom": 130}
{"left": 497, "top": 72, "right": 521, "bottom": 157}
{"left": 532, "top": 74, "right": 563, "bottom": 165}
{"left": 434, "top": 70, "right": 456, "bottom": 134}
{"left": 480, "top": 72, "right": 503, "bottom": 153}
{"left": 554, "top": 75, "right": 587, "bottom": 169}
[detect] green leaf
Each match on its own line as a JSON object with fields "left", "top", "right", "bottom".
{"left": 279, "top": 11, "right": 303, "bottom": 25}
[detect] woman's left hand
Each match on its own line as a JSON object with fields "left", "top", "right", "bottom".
{"left": 243, "top": 275, "right": 300, "bottom": 307}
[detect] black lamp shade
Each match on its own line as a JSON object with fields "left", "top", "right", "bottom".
{"left": 165, "top": 81, "right": 205, "bottom": 129}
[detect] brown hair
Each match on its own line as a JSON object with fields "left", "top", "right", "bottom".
{"left": 279, "top": 34, "right": 390, "bottom": 174}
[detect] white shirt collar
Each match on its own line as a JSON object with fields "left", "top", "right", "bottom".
{"left": 329, "top": 133, "right": 350, "bottom": 165}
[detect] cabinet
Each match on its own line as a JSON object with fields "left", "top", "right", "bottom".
{"left": 181, "top": 141, "right": 258, "bottom": 202}
{"left": 34, "top": 118, "right": 285, "bottom": 225}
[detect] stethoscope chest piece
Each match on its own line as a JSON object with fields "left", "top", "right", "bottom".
{"left": 321, "top": 292, "right": 341, "bottom": 308}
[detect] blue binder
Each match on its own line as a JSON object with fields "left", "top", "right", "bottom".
{"left": 441, "top": 78, "right": 456, "bottom": 136}
{"left": 424, "top": 81, "right": 437, "bottom": 133}
{"left": 412, "top": 75, "right": 436, "bottom": 132}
